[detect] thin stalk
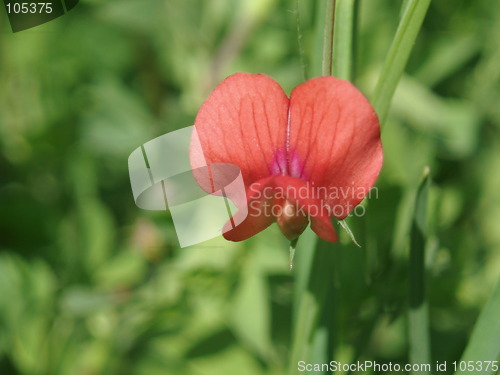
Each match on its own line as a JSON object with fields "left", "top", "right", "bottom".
{"left": 332, "top": 0, "right": 356, "bottom": 80}
{"left": 295, "top": 0, "right": 307, "bottom": 81}
{"left": 409, "top": 167, "right": 431, "bottom": 374}
{"left": 289, "top": 238, "right": 299, "bottom": 271}
{"left": 321, "top": 0, "right": 336, "bottom": 76}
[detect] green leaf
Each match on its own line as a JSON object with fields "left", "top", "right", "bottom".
{"left": 230, "top": 260, "right": 272, "bottom": 360}
{"left": 371, "top": 0, "right": 431, "bottom": 125}
{"left": 292, "top": 228, "right": 318, "bottom": 318}
{"left": 391, "top": 75, "right": 480, "bottom": 158}
{"left": 414, "top": 36, "right": 479, "bottom": 87}
{"left": 187, "top": 346, "right": 263, "bottom": 375}
{"left": 95, "top": 250, "right": 147, "bottom": 289}
{"left": 409, "top": 167, "right": 431, "bottom": 374}
{"left": 60, "top": 286, "right": 117, "bottom": 316}
{"left": 454, "top": 280, "right": 500, "bottom": 375}
{"left": 0, "top": 255, "right": 56, "bottom": 374}
{"left": 80, "top": 200, "right": 116, "bottom": 274}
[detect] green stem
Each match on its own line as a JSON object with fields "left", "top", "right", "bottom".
{"left": 289, "top": 238, "right": 299, "bottom": 271}
{"left": 289, "top": 238, "right": 336, "bottom": 374}
{"left": 409, "top": 167, "right": 431, "bottom": 374}
{"left": 331, "top": 0, "right": 356, "bottom": 80}
{"left": 321, "top": 0, "right": 336, "bottom": 76}
{"left": 371, "top": 0, "right": 431, "bottom": 126}
{"left": 295, "top": 0, "right": 307, "bottom": 81}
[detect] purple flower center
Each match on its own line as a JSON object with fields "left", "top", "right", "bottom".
{"left": 270, "top": 148, "right": 306, "bottom": 179}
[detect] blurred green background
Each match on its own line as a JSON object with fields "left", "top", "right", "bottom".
{"left": 0, "top": 0, "right": 499, "bottom": 374}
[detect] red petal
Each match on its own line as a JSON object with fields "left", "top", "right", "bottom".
{"left": 310, "top": 215, "right": 338, "bottom": 242}
{"left": 192, "top": 73, "right": 289, "bottom": 188}
{"left": 223, "top": 175, "right": 338, "bottom": 242}
{"left": 288, "top": 76, "right": 383, "bottom": 219}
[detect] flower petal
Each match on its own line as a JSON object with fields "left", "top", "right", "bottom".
{"left": 223, "top": 175, "right": 338, "bottom": 242}
{"left": 192, "top": 73, "right": 289, "bottom": 188}
{"left": 222, "top": 175, "right": 306, "bottom": 241}
{"left": 310, "top": 215, "right": 338, "bottom": 242}
{"left": 288, "top": 76, "right": 383, "bottom": 219}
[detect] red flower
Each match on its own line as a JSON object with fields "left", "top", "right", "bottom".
{"left": 191, "top": 73, "right": 383, "bottom": 242}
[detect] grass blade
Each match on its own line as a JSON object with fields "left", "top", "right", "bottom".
{"left": 371, "top": 0, "right": 431, "bottom": 125}
{"left": 454, "top": 280, "right": 500, "bottom": 375}
{"left": 331, "top": 0, "right": 356, "bottom": 80}
{"left": 409, "top": 167, "right": 431, "bottom": 374}
{"left": 289, "top": 238, "right": 336, "bottom": 374}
